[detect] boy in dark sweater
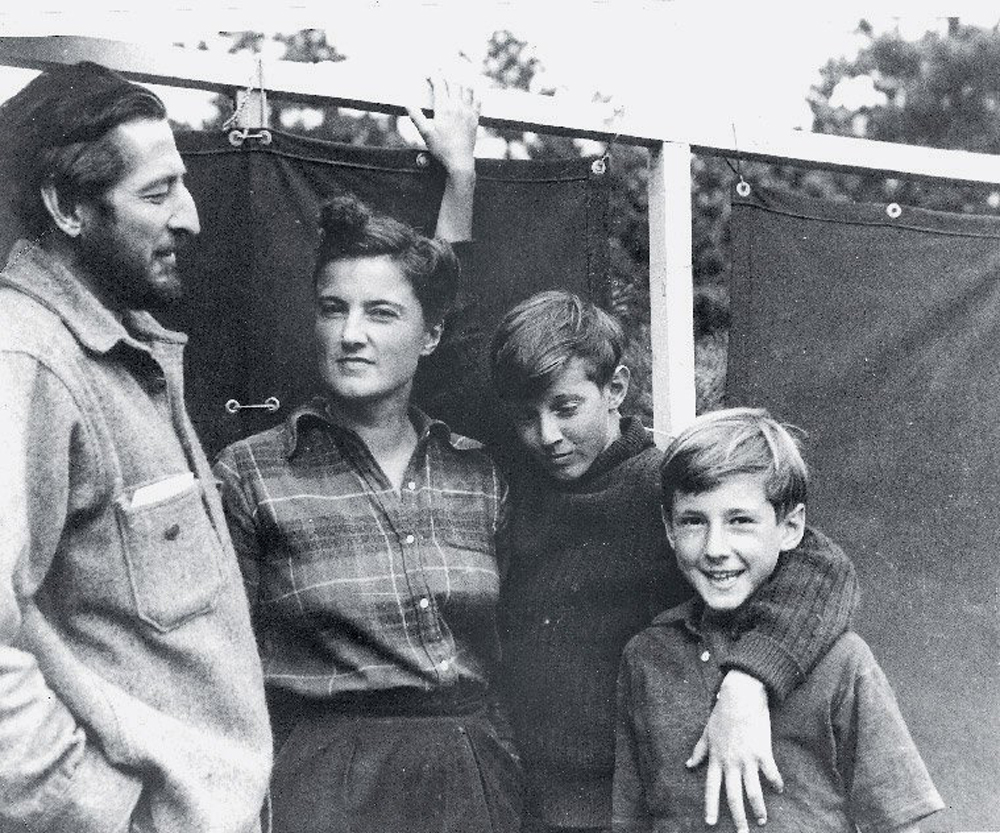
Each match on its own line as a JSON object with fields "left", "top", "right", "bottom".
{"left": 490, "top": 291, "right": 859, "bottom": 833}
{"left": 612, "top": 408, "right": 943, "bottom": 832}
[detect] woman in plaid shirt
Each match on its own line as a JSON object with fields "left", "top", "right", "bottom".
{"left": 215, "top": 81, "right": 521, "bottom": 833}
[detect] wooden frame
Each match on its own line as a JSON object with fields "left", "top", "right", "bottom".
{"left": 4, "top": 35, "right": 1000, "bottom": 442}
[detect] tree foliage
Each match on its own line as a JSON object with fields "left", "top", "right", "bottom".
{"left": 804, "top": 17, "right": 1000, "bottom": 212}
{"left": 728, "top": 18, "right": 1000, "bottom": 225}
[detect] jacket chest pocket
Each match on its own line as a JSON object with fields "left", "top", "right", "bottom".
{"left": 115, "top": 479, "right": 225, "bottom": 632}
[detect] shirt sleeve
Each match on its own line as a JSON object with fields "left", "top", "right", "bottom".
{"left": 0, "top": 353, "right": 142, "bottom": 832}
{"left": 725, "top": 526, "right": 861, "bottom": 701}
{"left": 832, "top": 635, "right": 945, "bottom": 831}
{"left": 612, "top": 652, "right": 654, "bottom": 833}
{"left": 213, "top": 447, "right": 263, "bottom": 624}
{"left": 484, "top": 457, "right": 518, "bottom": 756}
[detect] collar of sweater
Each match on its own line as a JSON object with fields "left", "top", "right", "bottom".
{"left": 550, "top": 415, "right": 655, "bottom": 490}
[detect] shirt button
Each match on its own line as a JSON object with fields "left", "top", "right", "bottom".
{"left": 407, "top": 481, "right": 417, "bottom": 491}
{"left": 419, "top": 597, "right": 430, "bottom": 609}
{"left": 405, "top": 534, "right": 415, "bottom": 544}
{"left": 542, "top": 617, "right": 551, "bottom": 626}
{"left": 700, "top": 650, "right": 711, "bottom": 662}
{"left": 164, "top": 523, "right": 181, "bottom": 541}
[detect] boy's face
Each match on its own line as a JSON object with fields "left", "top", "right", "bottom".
{"left": 665, "top": 474, "right": 805, "bottom": 612}
{"left": 510, "top": 357, "right": 629, "bottom": 482}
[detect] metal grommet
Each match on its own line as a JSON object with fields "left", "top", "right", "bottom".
{"left": 225, "top": 399, "right": 240, "bottom": 414}
{"left": 227, "top": 128, "right": 272, "bottom": 147}
{"left": 591, "top": 157, "right": 607, "bottom": 175}
{"left": 263, "top": 396, "right": 281, "bottom": 413}
{"left": 886, "top": 202, "right": 902, "bottom": 219}
{"left": 735, "top": 180, "right": 751, "bottom": 197}
{"left": 415, "top": 152, "right": 430, "bottom": 168}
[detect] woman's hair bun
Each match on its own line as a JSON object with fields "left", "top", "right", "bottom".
{"left": 319, "top": 195, "right": 372, "bottom": 248}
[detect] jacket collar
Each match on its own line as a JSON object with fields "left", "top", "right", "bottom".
{"left": 0, "top": 239, "right": 186, "bottom": 354}
{"left": 281, "top": 395, "right": 476, "bottom": 459}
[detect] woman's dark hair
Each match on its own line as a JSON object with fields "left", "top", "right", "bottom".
{"left": 314, "top": 195, "right": 459, "bottom": 325}
{"left": 0, "top": 61, "right": 167, "bottom": 238}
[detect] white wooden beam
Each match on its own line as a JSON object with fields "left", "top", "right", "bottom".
{"left": 648, "top": 142, "right": 696, "bottom": 445}
{"left": 4, "top": 36, "right": 1000, "bottom": 187}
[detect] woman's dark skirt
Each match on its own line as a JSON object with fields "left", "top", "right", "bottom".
{"left": 268, "top": 684, "right": 523, "bottom": 833}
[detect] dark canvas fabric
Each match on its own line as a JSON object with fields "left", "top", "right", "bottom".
{"left": 159, "top": 129, "right": 607, "bottom": 457}
{"left": 727, "top": 184, "right": 1000, "bottom": 830}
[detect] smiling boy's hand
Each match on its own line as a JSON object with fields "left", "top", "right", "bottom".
{"left": 686, "top": 670, "right": 783, "bottom": 832}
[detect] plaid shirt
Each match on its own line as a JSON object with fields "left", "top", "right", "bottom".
{"left": 214, "top": 398, "right": 505, "bottom": 698}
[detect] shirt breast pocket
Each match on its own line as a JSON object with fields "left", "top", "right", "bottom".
{"left": 431, "top": 491, "right": 496, "bottom": 561}
{"left": 115, "top": 478, "right": 225, "bottom": 633}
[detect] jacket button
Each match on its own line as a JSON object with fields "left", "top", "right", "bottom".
{"left": 164, "top": 523, "right": 181, "bottom": 541}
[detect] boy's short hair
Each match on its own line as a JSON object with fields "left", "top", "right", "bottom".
{"left": 660, "top": 407, "right": 808, "bottom": 519}
{"left": 0, "top": 61, "right": 167, "bottom": 238}
{"left": 490, "top": 289, "right": 625, "bottom": 401}
{"left": 314, "top": 195, "right": 458, "bottom": 326}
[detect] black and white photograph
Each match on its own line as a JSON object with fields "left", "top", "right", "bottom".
{"left": 0, "top": 3, "right": 995, "bottom": 831}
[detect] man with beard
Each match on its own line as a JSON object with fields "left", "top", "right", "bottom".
{"left": 0, "top": 62, "right": 271, "bottom": 832}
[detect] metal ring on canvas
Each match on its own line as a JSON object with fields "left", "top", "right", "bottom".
{"left": 225, "top": 396, "right": 281, "bottom": 414}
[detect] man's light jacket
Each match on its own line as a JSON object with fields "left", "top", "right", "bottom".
{"left": 0, "top": 241, "right": 272, "bottom": 833}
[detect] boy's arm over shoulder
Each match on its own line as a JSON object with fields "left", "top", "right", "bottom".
{"left": 728, "top": 526, "right": 860, "bottom": 701}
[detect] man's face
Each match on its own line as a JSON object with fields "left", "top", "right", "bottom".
{"left": 314, "top": 255, "right": 442, "bottom": 408}
{"left": 666, "top": 474, "right": 805, "bottom": 611}
{"left": 76, "top": 118, "right": 200, "bottom": 309}
{"left": 509, "top": 357, "right": 628, "bottom": 482}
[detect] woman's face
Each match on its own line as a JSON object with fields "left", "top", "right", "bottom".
{"left": 314, "top": 255, "right": 441, "bottom": 408}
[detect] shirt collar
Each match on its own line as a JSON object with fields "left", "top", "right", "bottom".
{"left": 281, "top": 395, "right": 476, "bottom": 459}
{"left": 651, "top": 597, "right": 743, "bottom": 640}
{"left": 651, "top": 598, "right": 703, "bottom": 638}
{"left": 0, "top": 239, "right": 186, "bottom": 354}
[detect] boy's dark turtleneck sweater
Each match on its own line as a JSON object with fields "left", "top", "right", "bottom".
{"left": 498, "top": 417, "right": 687, "bottom": 826}
{"left": 497, "top": 417, "right": 859, "bottom": 828}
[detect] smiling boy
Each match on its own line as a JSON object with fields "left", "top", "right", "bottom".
{"left": 612, "top": 408, "right": 943, "bottom": 832}
{"left": 491, "top": 291, "right": 861, "bottom": 833}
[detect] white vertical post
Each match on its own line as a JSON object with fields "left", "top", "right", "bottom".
{"left": 647, "top": 141, "right": 696, "bottom": 446}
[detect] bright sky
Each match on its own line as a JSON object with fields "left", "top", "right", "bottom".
{"left": 0, "top": 2, "right": 995, "bottom": 139}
